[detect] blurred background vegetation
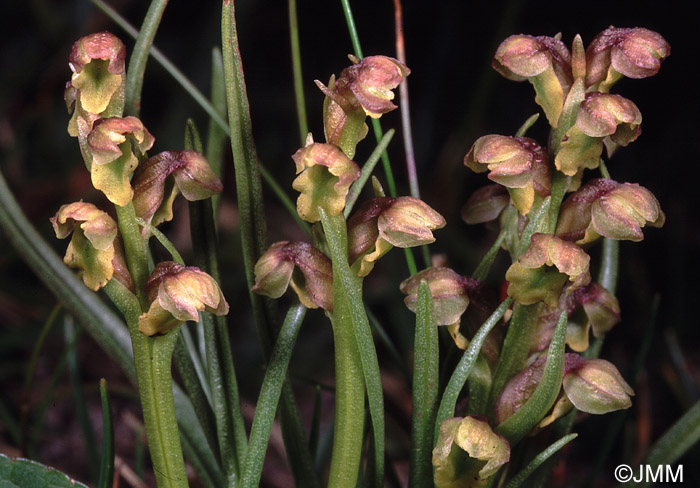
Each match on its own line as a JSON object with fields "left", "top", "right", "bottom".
{"left": 1, "top": 0, "right": 697, "bottom": 486}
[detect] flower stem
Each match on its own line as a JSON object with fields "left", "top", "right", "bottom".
{"left": 104, "top": 280, "right": 188, "bottom": 488}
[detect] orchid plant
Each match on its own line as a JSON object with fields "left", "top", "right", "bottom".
{"left": 2, "top": 3, "right": 699, "bottom": 488}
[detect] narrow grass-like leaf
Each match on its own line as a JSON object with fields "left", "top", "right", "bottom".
{"left": 222, "top": 5, "right": 317, "bottom": 486}
{"left": 519, "top": 196, "right": 551, "bottom": 256}
{"left": 339, "top": 0, "right": 397, "bottom": 198}
{"left": 64, "top": 317, "right": 99, "bottom": 482}
{"left": 409, "top": 282, "right": 439, "bottom": 487}
{"left": 288, "top": 0, "right": 308, "bottom": 143}
{"left": 321, "top": 209, "right": 384, "bottom": 488}
{"left": 502, "top": 433, "right": 577, "bottom": 488}
{"left": 172, "top": 337, "right": 220, "bottom": 462}
{"left": 344, "top": 129, "right": 395, "bottom": 218}
{"left": 123, "top": 0, "right": 169, "bottom": 117}
{"left": 240, "top": 302, "right": 307, "bottom": 488}
{"left": 495, "top": 311, "right": 567, "bottom": 445}
{"left": 625, "top": 400, "right": 700, "bottom": 488}
{"left": 187, "top": 119, "right": 246, "bottom": 482}
{"left": 472, "top": 231, "right": 506, "bottom": 281}
{"left": 207, "top": 48, "right": 227, "bottom": 179}
{"left": 367, "top": 307, "right": 411, "bottom": 384}
{"left": 486, "top": 303, "right": 541, "bottom": 415}
{"left": 309, "top": 385, "right": 322, "bottom": 458}
{"left": 97, "top": 379, "right": 115, "bottom": 488}
{"left": 434, "top": 297, "right": 513, "bottom": 443}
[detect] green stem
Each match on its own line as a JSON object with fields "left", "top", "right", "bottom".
{"left": 124, "top": 0, "right": 170, "bottom": 117}
{"left": 409, "top": 282, "right": 439, "bottom": 487}
{"left": 114, "top": 203, "right": 149, "bottom": 310}
{"left": 321, "top": 210, "right": 384, "bottom": 488}
{"left": 288, "top": 0, "right": 308, "bottom": 144}
{"left": 104, "top": 280, "right": 188, "bottom": 488}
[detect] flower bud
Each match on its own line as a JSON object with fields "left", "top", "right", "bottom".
{"left": 461, "top": 184, "right": 510, "bottom": 225}
{"left": 563, "top": 356, "right": 634, "bottom": 414}
{"left": 433, "top": 416, "right": 510, "bottom": 487}
{"left": 586, "top": 27, "right": 670, "bottom": 91}
{"left": 86, "top": 117, "right": 154, "bottom": 206}
{"left": 556, "top": 178, "right": 664, "bottom": 244}
{"left": 50, "top": 202, "right": 118, "bottom": 291}
{"left": 139, "top": 262, "right": 229, "bottom": 336}
{"left": 252, "top": 241, "right": 333, "bottom": 311}
{"left": 493, "top": 35, "right": 572, "bottom": 126}
{"left": 347, "top": 196, "right": 445, "bottom": 276}
{"left": 291, "top": 140, "right": 361, "bottom": 223}
{"left": 505, "top": 233, "right": 591, "bottom": 306}
{"left": 132, "top": 150, "right": 223, "bottom": 226}
{"left": 465, "top": 135, "right": 550, "bottom": 215}
{"left": 68, "top": 32, "right": 126, "bottom": 115}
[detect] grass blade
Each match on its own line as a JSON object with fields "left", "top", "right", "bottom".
{"left": 495, "top": 311, "right": 567, "bottom": 445}
{"left": 240, "top": 302, "right": 307, "bottom": 488}
{"left": 124, "top": 0, "right": 169, "bottom": 117}
{"left": 321, "top": 209, "right": 385, "bottom": 487}
{"left": 434, "top": 297, "right": 512, "bottom": 443}
{"left": 288, "top": 0, "right": 308, "bottom": 143}
{"left": 502, "top": 433, "right": 577, "bottom": 488}
{"left": 409, "top": 282, "right": 439, "bottom": 487}
{"left": 97, "top": 379, "right": 115, "bottom": 488}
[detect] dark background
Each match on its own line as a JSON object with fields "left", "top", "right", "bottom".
{"left": 1, "top": 0, "right": 697, "bottom": 486}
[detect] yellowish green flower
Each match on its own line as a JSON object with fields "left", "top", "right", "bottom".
{"left": 291, "top": 139, "right": 361, "bottom": 223}
{"left": 87, "top": 116, "right": 154, "bottom": 206}
{"left": 50, "top": 201, "right": 118, "bottom": 291}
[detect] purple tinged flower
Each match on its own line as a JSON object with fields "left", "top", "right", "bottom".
{"left": 50, "top": 202, "right": 118, "bottom": 291}
{"left": 465, "top": 135, "right": 550, "bottom": 215}
{"left": 586, "top": 27, "right": 670, "bottom": 90}
{"left": 132, "top": 150, "right": 223, "bottom": 227}
{"left": 556, "top": 178, "right": 664, "bottom": 244}
{"left": 347, "top": 196, "right": 445, "bottom": 276}
{"left": 252, "top": 241, "right": 333, "bottom": 311}
{"left": 139, "top": 262, "right": 229, "bottom": 336}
